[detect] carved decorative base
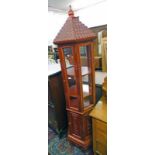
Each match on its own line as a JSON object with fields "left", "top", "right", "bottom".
{"left": 67, "top": 110, "right": 92, "bottom": 149}
{"left": 68, "top": 134, "right": 92, "bottom": 150}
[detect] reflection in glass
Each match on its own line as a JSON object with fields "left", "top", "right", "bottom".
{"left": 63, "top": 47, "right": 74, "bottom": 67}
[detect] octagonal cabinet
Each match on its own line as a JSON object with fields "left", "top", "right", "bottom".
{"left": 53, "top": 6, "right": 97, "bottom": 149}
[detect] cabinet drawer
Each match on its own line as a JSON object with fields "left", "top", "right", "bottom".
{"left": 95, "top": 119, "right": 107, "bottom": 134}
{"left": 93, "top": 119, "right": 107, "bottom": 155}
{"left": 95, "top": 141, "right": 107, "bottom": 155}
{"left": 96, "top": 129, "right": 107, "bottom": 145}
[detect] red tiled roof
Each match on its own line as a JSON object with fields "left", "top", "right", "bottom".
{"left": 53, "top": 7, "right": 96, "bottom": 44}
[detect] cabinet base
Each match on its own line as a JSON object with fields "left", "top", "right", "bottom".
{"left": 68, "top": 134, "right": 92, "bottom": 150}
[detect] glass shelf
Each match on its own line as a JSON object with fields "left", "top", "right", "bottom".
{"left": 67, "top": 66, "right": 75, "bottom": 77}
{"left": 82, "top": 84, "right": 91, "bottom": 98}
{"left": 69, "top": 96, "right": 92, "bottom": 109}
{"left": 81, "top": 67, "right": 90, "bottom": 76}
{"left": 67, "top": 66, "right": 90, "bottom": 77}
{"left": 83, "top": 98, "right": 91, "bottom": 107}
{"left": 69, "top": 84, "right": 91, "bottom": 98}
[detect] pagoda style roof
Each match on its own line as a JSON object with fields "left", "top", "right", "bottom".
{"left": 53, "top": 6, "right": 96, "bottom": 44}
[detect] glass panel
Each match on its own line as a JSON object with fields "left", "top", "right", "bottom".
{"left": 63, "top": 47, "right": 74, "bottom": 67}
{"left": 80, "top": 45, "right": 93, "bottom": 108}
{"left": 63, "top": 47, "right": 78, "bottom": 109}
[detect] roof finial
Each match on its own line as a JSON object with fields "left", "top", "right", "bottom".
{"left": 68, "top": 5, "right": 74, "bottom": 17}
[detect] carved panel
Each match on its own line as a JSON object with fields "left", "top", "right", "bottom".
{"left": 69, "top": 112, "right": 82, "bottom": 138}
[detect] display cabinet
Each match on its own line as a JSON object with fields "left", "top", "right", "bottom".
{"left": 53, "top": 6, "right": 97, "bottom": 149}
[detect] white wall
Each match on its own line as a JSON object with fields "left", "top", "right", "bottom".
{"left": 48, "top": 12, "right": 66, "bottom": 45}
{"left": 76, "top": 2, "right": 107, "bottom": 28}
{"left": 48, "top": 1, "right": 107, "bottom": 46}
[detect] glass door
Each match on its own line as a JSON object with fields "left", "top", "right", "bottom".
{"left": 62, "top": 47, "right": 79, "bottom": 109}
{"left": 79, "top": 44, "right": 93, "bottom": 108}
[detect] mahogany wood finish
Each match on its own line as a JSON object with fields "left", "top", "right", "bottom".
{"left": 53, "top": 6, "right": 97, "bottom": 149}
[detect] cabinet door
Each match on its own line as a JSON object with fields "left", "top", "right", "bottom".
{"left": 61, "top": 47, "right": 80, "bottom": 110}
{"left": 48, "top": 80, "right": 58, "bottom": 131}
{"left": 48, "top": 104, "right": 58, "bottom": 132}
{"left": 68, "top": 112, "right": 82, "bottom": 139}
{"left": 48, "top": 73, "right": 67, "bottom": 134}
{"left": 68, "top": 111, "right": 92, "bottom": 140}
{"left": 79, "top": 43, "right": 96, "bottom": 111}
